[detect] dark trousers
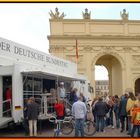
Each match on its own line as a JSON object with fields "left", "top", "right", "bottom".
{"left": 22, "top": 119, "right": 29, "bottom": 135}
{"left": 92, "top": 110, "right": 96, "bottom": 123}
{"left": 105, "top": 117, "right": 110, "bottom": 126}
{"left": 96, "top": 116, "right": 105, "bottom": 132}
{"left": 120, "top": 115, "right": 128, "bottom": 131}
{"left": 6, "top": 102, "right": 11, "bottom": 117}
{"left": 48, "top": 103, "right": 54, "bottom": 113}
{"left": 131, "top": 125, "right": 140, "bottom": 137}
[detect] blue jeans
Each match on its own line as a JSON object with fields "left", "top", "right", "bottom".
{"left": 131, "top": 125, "right": 140, "bottom": 137}
{"left": 109, "top": 110, "right": 114, "bottom": 126}
{"left": 128, "top": 116, "right": 132, "bottom": 133}
{"left": 105, "top": 111, "right": 114, "bottom": 127}
{"left": 75, "top": 119, "right": 85, "bottom": 137}
{"left": 96, "top": 116, "right": 105, "bottom": 132}
{"left": 115, "top": 112, "right": 120, "bottom": 128}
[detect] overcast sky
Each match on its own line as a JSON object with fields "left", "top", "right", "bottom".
{"left": 0, "top": 3, "right": 140, "bottom": 80}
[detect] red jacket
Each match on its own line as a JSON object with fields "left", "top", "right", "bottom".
{"left": 54, "top": 103, "right": 64, "bottom": 117}
{"left": 6, "top": 89, "right": 12, "bottom": 100}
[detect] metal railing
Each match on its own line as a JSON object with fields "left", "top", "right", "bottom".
{"left": 23, "top": 93, "right": 57, "bottom": 115}
{"left": 23, "top": 93, "right": 72, "bottom": 118}
{"left": 63, "top": 99, "right": 72, "bottom": 110}
{"left": 2, "top": 99, "right": 12, "bottom": 116}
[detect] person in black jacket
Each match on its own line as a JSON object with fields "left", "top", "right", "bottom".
{"left": 94, "top": 97, "right": 108, "bottom": 132}
{"left": 22, "top": 98, "right": 31, "bottom": 136}
{"left": 69, "top": 88, "right": 78, "bottom": 105}
{"left": 27, "top": 97, "right": 39, "bottom": 137}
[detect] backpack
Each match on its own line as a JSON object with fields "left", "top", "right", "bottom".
{"left": 136, "top": 112, "right": 140, "bottom": 121}
{"left": 132, "top": 108, "right": 140, "bottom": 125}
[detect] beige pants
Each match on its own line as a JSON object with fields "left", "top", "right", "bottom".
{"left": 29, "top": 120, "right": 37, "bottom": 136}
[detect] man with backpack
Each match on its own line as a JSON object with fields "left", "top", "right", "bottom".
{"left": 131, "top": 104, "right": 140, "bottom": 137}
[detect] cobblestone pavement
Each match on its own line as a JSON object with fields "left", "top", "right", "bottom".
{"left": 0, "top": 121, "right": 130, "bottom": 137}
{"left": 38, "top": 126, "right": 129, "bottom": 137}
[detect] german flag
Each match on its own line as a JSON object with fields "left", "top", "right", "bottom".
{"left": 15, "top": 106, "right": 22, "bottom": 110}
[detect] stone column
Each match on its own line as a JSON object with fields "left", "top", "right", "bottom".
{"left": 108, "top": 72, "right": 112, "bottom": 96}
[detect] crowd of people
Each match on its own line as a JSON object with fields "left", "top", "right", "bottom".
{"left": 91, "top": 92, "right": 140, "bottom": 137}
{"left": 22, "top": 82, "right": 140, "bottom": 138}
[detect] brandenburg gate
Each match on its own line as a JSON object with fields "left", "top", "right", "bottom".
{"left": 48, "top": 8, "right": 140, "bottom": 96}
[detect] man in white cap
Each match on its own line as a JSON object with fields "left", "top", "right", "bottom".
{"left": 58, "top": 82, "right": 66, "bottom": 99}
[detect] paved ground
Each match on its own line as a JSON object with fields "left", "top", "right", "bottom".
{"left": 38, "top": 125, "right": 130, "bottom": 137}
{"left": 0, "top": 120, "right": 130, "bottom": 138}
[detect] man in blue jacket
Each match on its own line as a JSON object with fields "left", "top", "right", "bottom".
{"left": 119, "top": 93, "right": 128, "bottom": 132}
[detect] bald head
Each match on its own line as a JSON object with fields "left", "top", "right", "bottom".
{"left": 78, "top": 95, "right": 83, "bottom": 101}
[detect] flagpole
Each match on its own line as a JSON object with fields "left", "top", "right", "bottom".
{"left": 76, "top": 39, "right": 78, "bottom": 64}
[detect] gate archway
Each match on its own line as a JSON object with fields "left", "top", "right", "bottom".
{"left": 135, "top": 78, "right": 140, "bottom": 95}
{"left": 93, "top": 54, "right": 123, "bottom": 96}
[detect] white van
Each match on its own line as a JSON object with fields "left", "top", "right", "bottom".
{"left": 0, "top": 37, "right": 89, "bottom": 128}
